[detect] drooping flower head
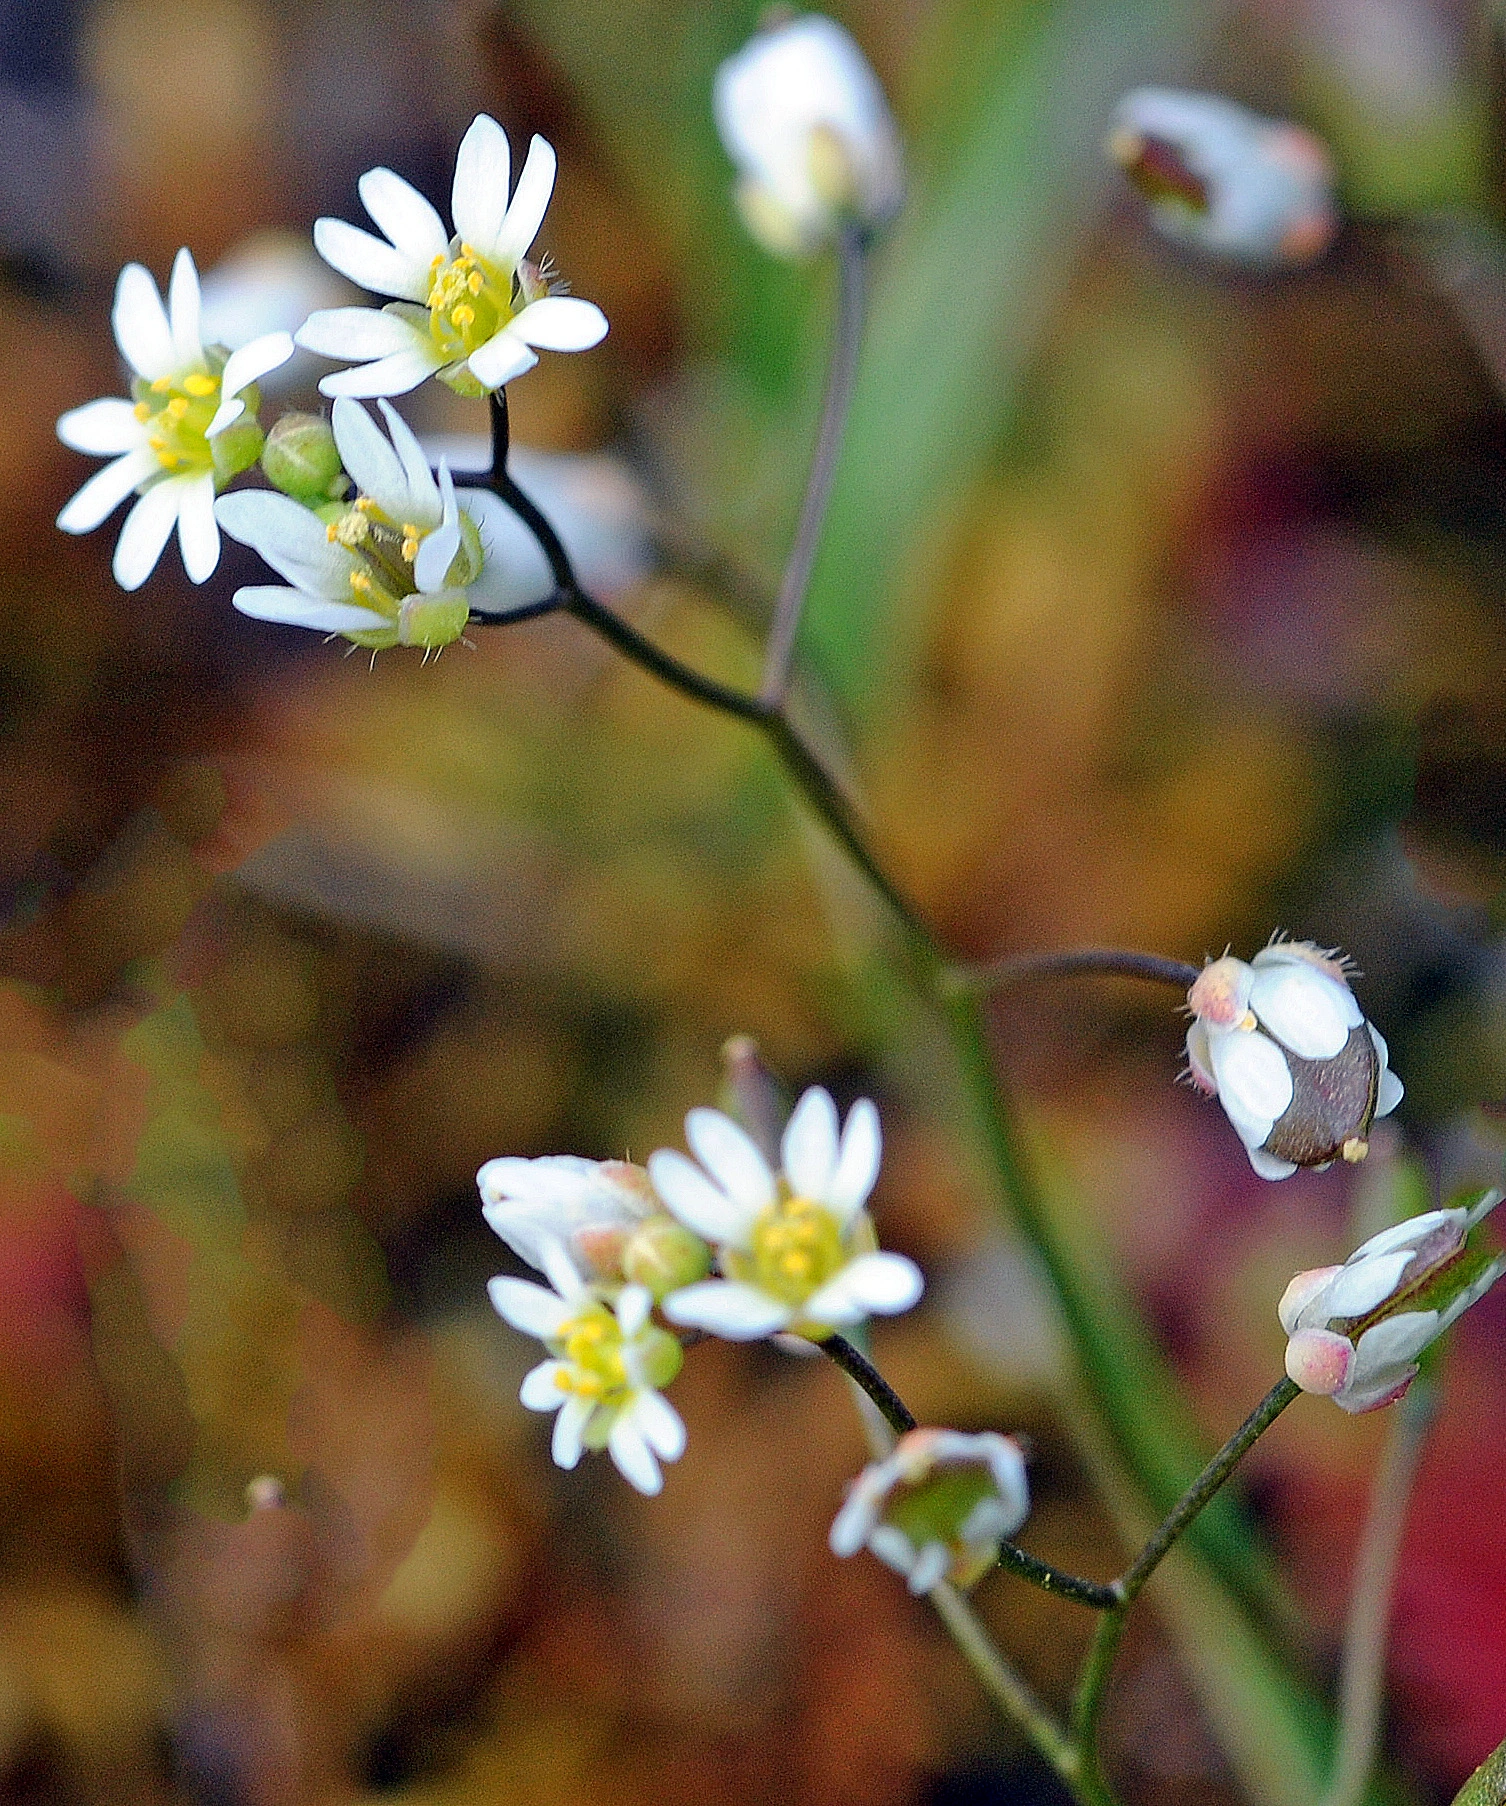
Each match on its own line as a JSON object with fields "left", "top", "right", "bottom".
{"left": 714, "top": 14, "right": 905, "bottom": 257}
{"left": 296, "top": 114, "right": 607, "bottom": 398}
{"left": 650, "top": 1085, "right": 923, "bottom": 1340}
{"left": 488, "top": 1238, "right": 687, "bottom": 1494}
{"left": 56, "top": 249, "right": 292, "bottom": 588}
{"left": 215, "top": 397, "right": 535, "bottom": 652}
{"left": 1107, "top": 88, "right": 1337, "bottom": 268}
{"left": 830, "top": 1428, "right": 1030, "bottom": 1594}
{"left": 1185, "top": 941, "right": 1403, "bottom": 1179}
{"left": 1280, "top": 1191, "right": 1504, "bottom": 1412}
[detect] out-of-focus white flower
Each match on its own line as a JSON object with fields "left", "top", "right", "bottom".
{"left": 199, "top": 229, "right": 356, "bottom": 384}
{"left": 215, "top": 396, "right": 532, "bottom": 651}
{"left": 830, "top": 1427, "right": 1030, "bottom": 1594}
{"left": 55, "top": 249, "right": 292, "bottom": 588}
{"left": 1185, "top": 941, "right": 1403, "bottom": 1180}
{"left": 488, "top": 1238, "right": 687, "bottom": 1494}
{"left": 1107, "top": 88, "right": 1337, "bottom": 268}
{"left": 650, "top": 1085, "right": 922, "bottom": 1340}
{"left": 1280, "top": 1190, "right": 1504, "bottom": 1412}
{"left": 714, "top": 13, "right": 904, "bottom": 256}
{"left": 296, "top": 113, "right": 607, "bottom": 398}
{"left": 480, "top": 1155, "right": 658, "bottom": 1279}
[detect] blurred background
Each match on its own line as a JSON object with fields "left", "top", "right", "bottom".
{"left": 3, "top": 0, "right": 1506, "bottom": 1801}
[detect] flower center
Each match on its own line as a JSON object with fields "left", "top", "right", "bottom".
{"left": 552, "top": 1303, "right": 630, "bottom": 1401}
{"left": 426, "top": 243, "right": 514, "bottom": 360}
{"left": 742, "top": 1194, "right": 846, "bottom": 1308}
{"left": 134, "top": 368, "right": 221, "bottom": 474}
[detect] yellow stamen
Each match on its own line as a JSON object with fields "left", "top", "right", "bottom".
{"left": 1341, "top": 1137, "right": 1369, "bottom": 1163}
{"left": 451, "top": 303, "right": 475, "bottom": 329}
{"left": 467, "top": 270, "right": 484, "bottom": 295}
{"left": 350, "top": 571, "right": 372, "bottom": 593}
{"left": 183, "top": 372, "right": 217, "bottom": 397}
{"left": 150, "top": 376, "right": 172, "bottom": 394}
{"left": 133, "top": 401, "right": 151, "bottom": 422}
{"left": 167, "top": 397, "right": 190, "bottom": 419}
{"left": 1236, "top": 1010, "right": 1258, "bottom": 1032}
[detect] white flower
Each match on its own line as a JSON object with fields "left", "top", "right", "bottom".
{"left": 1107, "top": 88, "right": 1337, "bottom": 268}
{"left": 1185, "top": 941, "right": 1403, "bottom": 1180}
{"left": 830, "top": 1427, "right": 1030, "bottom": 1594}
{"left": 479, "top": 1155, "right": 658, "bottom": 1279}
{"left": 650, "top": 1085, "right": 923, "bottom": 1340}
{"left": 55, "top": 249, "right": 293, "bottom": 589}
{"left": 295, "top": 113, "right": 607, "bottom": 398}
{"left": 1280, "top": 1191, "right": 1505, "bottom": 1413}
{"left": 215, "top": 396, "right": 536, "bottom": 651}
{"left": 488, "top": 1238, "right": 687, "bottom": 1495}
{"left": 714, "top": 13, "right": 905, "bottom": 256}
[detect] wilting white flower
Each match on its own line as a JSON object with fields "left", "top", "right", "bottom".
{"left": 216, "top": 396, "right": 534, "bottom": 651}
{"left": 830, "top": 1427, "right": 1030, "bottom": 1594}
{"left": 1280, "top": 1190, "right": 1504, "bottom": 1412}
{"left": 480, "top": 1155, "right": 658, "bottom": 1278}
{"left": 56, "top": 249, "right": 292, "bottom": 588}
{"left": 714, "top": 13, "right": 905, "bottom": 256}
{"left": 296, "top": 113, "right": 607, "bottom": 398}
{"left": 488, "top": 1238, "right": 687, "bottom": 1494}
{"left": 1185, "top": 941, "right": 1403, "bottom": 1180}
{"left": 1107, "top": 88, "right": 1337, "bottom": 268}
{"left": 650, "top": 1085, "right": 923, "bottom": 1340}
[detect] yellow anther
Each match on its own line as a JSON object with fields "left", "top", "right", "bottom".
{"left": 147, "top": 434, "right": 166, "bottom": 451}
{"left": 401, "top": 535, "right": 420, "bottom": 561}
{"left": 183, "top": 372, "right": 216, "bottom": 397}
{"left": 133, "top": 401, "right": 151, "bottom": 422}
{"left": 326, "top": 521, "right": 339, "bottom": 541}
{"left": 460, "top": 242, "right": 477, "bottom": 259}
{"left": 451, "top": 303, "right": 475, "bottom": 329}
{"left": 354, "top": 495, "right": 375, "bottom": 513}
{"left": 467, "top": 270, "right": 484, "bottom": 295}
{"left": 1236, "top": 1010, "right": 1258, "bottom": 1032}
{"left": 349, "top": 571, "right": 372, "bottom": 593}
{"left": 1341, "top": 1137, "right": 1370, "bottom": 1164}
{"left": 167, "top": 396, "right": 190, "bottom": 419}
{"left": 150, "top": 376, "right": 172, "bottom": 393}
{"left": 430, "top": 253, "right": 445, "bottom": 271}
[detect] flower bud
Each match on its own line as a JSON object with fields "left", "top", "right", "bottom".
{"left": 714, "top": 13, "right": 904, "bottom": 257}
{"left": 261, "top": 410, "right": 348, "bottom": 505}
{"left": 1185, "top": 941, "right": 1403, "bottom": 1179}
{"left": 1108, "top": 88, "right": 1337, "bottom": 268}
{"left": 479, "top": 1155, "right": 658, "bottom": 1281}
{"left": 621, "top": 1216, "right": 712, "bottom": 1300}
{"left": 1279, "top": 1190, "right": 1504, "bottom": 1411}
{"left": 830, "top": 1428, "right": 1029, "bottom": 1594}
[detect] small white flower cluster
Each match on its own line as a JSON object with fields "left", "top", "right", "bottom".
{"left": 1185, "top": 941, "right": 1402, "bottom": 1180}
{"left": 481, "top": 1084, "right": 923, "bottom": 1493}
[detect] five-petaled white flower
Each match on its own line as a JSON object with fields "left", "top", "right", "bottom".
{"left": 1185, "top": 941, "right": 1403, "bottom": 1180}
{"left": 295, "top": 113, "right": 607, "bottom": 398}
{"left": 489, "top": 1238, "right": 687, "bottom": 1495}
{"left": 55, "top": 249, "right": 292, "bottom": 588}
{"left": 714, "top": 13, "right": 905, "bottom": 257}
{"left": 215, "top": 396, "right": 532, "bottom": 651}
{"left": 830, "top": 1427, "right": 1030, "bottom": 1594}
{"left": 650, "top": 1085, "right": 923, "bottom": 1340}
{"left": 1280, "top": 1191, "right": 1505, "bottom": 1412}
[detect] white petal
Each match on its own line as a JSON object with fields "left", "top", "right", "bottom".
{"left": 646, "top": 1149, "right": 749, "bottom": 1245}
{"left": 464, "top": 329, "right": 538, "bottom": 391}
{"left": 607, "top": 1412, "right": 662, "bottom": 1494}
{"left": 231, "top": 586, "right": 389, "bottom": 635}
{"left": 1248, "top": 964, "right": 1358, "bottom": 1060}
{"left": 377, "top": 398, "right": 441, "bottom": 522}
{"left": 414, "top": 460, "right": 461, "bottom": 592}
{"left": 56, "top": 397, "right": 145, "bottom": 456}
{"left": 632, "top": 1389, "right": 686, "bottom": 1460}
{"left": 782, "top": 1087, "right": 839, "bottom": 1200}
{"left": 1351, "top": 1309, "right": 1439, "bottom": 1380}
{"left": 358, "top": 166, "right": 450, "bottom": 264}
{"left": 519, "top": 1360, "right": 569, "bottom": 1410}
{"left": 867, "top": 1524, "right": 919, "bottom": 1577}
{"left": 312, "top": 217, "right": 430, "bottom": 300}
{"left": 1351, "top": 1211, "right": 1456, "bottom": 1260}
{"left": 112, "top": 262, "right": 173, "bottom": 380}
{"left": 215, "top": 488, "right": 353, "bottom": 594}
{"left": 486, "top": 1274, "right": 572, "bottom": 1338}
{"left": 552, "top": 1394, "right": 591, "bottom": 1468}
{"left": 1247, "top": 1146, "right": 1298, "bottom": 1181}
{"left": 494, "top": 134, "right": 557, "bottom": 268}
{"left": 538, "top": 1237, "right": 586, "bottom": 1300}
{"left": 1209, "top": 1029, "right": 1293, "bottom": 1148}
{"left": 318, "top": 347, "right": 444, "bottom": 398}
{"left": 1185, "top": 1021, "right": 1216, "bottom": 1092}
{"left": 661, "top": 1280, "right": 790, "bottom": 1339}
{"left": 615, "top": 1284, "right": 652, "bottom": 1338}
{"left": 329, "top": 396, "right": 409, "bottom": 520}
{"left": 804, "top": 1251, "right": 923, "bottom": 1326}
{"left": 56, "top": 447, "right": 157, "bottom": 533}
{"left": 510, "top": 295, "right": 609, "bottom": 351}
{"left": 685, "top": 1108, "right": 776, "bottom": 1212}
{"left": 1367, "top": 1022, "right": 1389, "bottom": 1068}
{"left": 907, "top": 1541, "right": 951, "bottom": 1595}
{"left": 167, "top": 247, "right": 204, "bottom": 367}
{"left": 175, "top": 473, "right": 219, "bottom": 583}
{"left": 829, "top": 1098, "right": 882, "bottom": 1219}
{"left": 459, "top": 486, "right": 556, "bottom": 613}
{"left": 209, "top": 331, "right": 294, "bottom": 434}
{"left": 296, "top": 304, "right": 424, "bottom": 358}
{"left": 113, "top": 478, "right": 184, "bottom": 590}
{"left": 1322, "top": 1250, "right": 1414, "bottom": 1320}
{"left": 451, "top": 112, "right": 512, "bottom": 256}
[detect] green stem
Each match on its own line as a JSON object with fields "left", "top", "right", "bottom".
{"left": 962, "top": 948, "right": 1201, "bottom": 995}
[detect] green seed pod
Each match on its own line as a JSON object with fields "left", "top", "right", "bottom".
{"left": 262, "top": 411, "right": 348, "bottom": 505}
{"left": 622, "top": 1216, "right": 713, "bottom": 1300}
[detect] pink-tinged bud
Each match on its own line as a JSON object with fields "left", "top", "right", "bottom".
{"left": 1284, "top": 1327, "right": 1353, "bottom": 1395}
{"left": 1188, "top": 956, "right": 1255, "bottom": 1029}
{"left": 479, "top": 1154, "right": 658, "bottom": 1280}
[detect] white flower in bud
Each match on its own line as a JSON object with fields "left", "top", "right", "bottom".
{"left": 488, "top": 1238, "right": 686, "bottom": 1495}
{"left": 1107, "top": 88, "right": 1337, "bottom": 268}
{"left": 1185, "top": 941, "right": 1403, "bottom": 1179}
{"left": 830, "top": 1428, "right": 1030, "bottom": 1594}
{"left": 296, "top": 113, "right": 607, "bottom": 398}
{"left": 650, "top": 1085, "right": 922, "bottom": 1341}
{"left": 1279, "top": 1191, "right": 1505, "bottom": 1412}
{"left": 215, "top": 396, "right": 532, "bottom": 652}
{"left": 55, "top": 249, "right": 293, "bottom": 588}
{"left": 479, "top": 1154, "right": 659, "bottom": 1281}
{"left": 714, "top": 14, "right": 905, "bottom": 256}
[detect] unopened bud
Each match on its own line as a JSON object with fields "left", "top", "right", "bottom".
{"left": 622, "top": 1215, "right": 713, "bottom": 1299}
{"left": 261, "top": 411, "right": 348, "bottom": 505}
{"left": 212, "top": 407, "right": 265, "bottom": 486}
